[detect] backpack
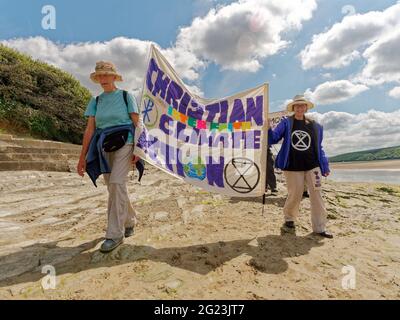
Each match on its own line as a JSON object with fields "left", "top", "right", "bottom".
{"left": 95, "top": 90, "right": 130, "bottom": 152}
{"left": 95, "top": 90, "right": 128, "bottom": 109}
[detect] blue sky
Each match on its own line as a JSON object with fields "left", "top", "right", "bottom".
{"left": 1, "top": 0, "right": 399, "bottom": 155}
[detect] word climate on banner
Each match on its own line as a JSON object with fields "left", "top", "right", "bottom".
{"left": 135, "top": 45, "right": 269, "bottom": 197}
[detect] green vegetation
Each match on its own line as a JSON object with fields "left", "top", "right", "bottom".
{"left": 0, "top": 44, "right": 92, "bottom": 144}
{"left": 330, "top": 145, "right": 400, "bottom": 162}
{"left": 376, "top": 186, "right": 400, "bottom": 196}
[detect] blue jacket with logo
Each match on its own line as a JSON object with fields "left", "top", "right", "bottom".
{"left": 268, "top": 116, "right": 330, "bottom": 175}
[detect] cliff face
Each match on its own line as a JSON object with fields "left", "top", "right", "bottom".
{"left": 0, "top": 45, "right": 91, "bottom": 144}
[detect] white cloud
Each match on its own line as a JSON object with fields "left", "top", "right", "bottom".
{"left": 389, "top": 86, "right": 400, "bottom": 99}
{"left": 176, "top": 0, "right": 317, "bottom": 72}
{"left": 1, "top": 36, "right": 204, "bottom": 98}
{"left": 305, "top": 80, "right": 369, "bottom": 105}
{"left": 358, "top": 28, "right": 400, "bottom": 85}
{"left": 1, "top": 0, "right": 319, "bottom": 99}
{"left": 308, "top": 109, "right": 400, "bottom": 156}
{"left": 300, "top": 3, "right": 400, "bottom": 70}
{"left": 321, "top": 73, "right": 332, "bottom": 79}
{"left": 2, "top": 36, "right": 150, "bottom": 96}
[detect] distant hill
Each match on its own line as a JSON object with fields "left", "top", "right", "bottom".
{"left": 0, "top": 45, "right": 91, "bottom": 144}
{"left": 330, "top": 145, "right": 400, "bottom": 162}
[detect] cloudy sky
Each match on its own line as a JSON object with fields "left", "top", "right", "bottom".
{"left": 1, "top": 0, "right": 399, "bottom": 156}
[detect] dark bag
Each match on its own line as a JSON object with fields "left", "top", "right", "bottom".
{"left": 96, "top": 90, "right": 130, "bottom": 153}
{"left": 102, "top": 130, "right": 129, "bottom": 152}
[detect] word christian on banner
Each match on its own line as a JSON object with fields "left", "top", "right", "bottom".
{"left": 134, "top": 45, "right": 269, "bottom": 197}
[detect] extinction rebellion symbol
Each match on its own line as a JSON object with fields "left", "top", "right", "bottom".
{"left": 291, "top": 130, "right": 311, "bottom": 151}
{"left": 224, "top": 157, "right": 260, "bottom": 194}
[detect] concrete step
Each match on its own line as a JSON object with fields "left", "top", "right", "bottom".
{"left": 0, "top": 153, "right": 80, "bottom": 162}
{"left": 0, "top": 134, "right": 82, "bottom": 172}
{"left": 3, "top": 138, "right": 81, "bottom": 150}
{"left": 0, "top": 161, "right": 71, "bottom": 172}
{"left": 0, "top": 146, "right": 80, "bottom": 155}
{"left": 0, "top": 134, "right": 13, "bottom": 140}
{"left": 0, "top": 134, "right": 81, "bottom": 150}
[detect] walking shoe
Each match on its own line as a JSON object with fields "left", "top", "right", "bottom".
{"left": 100, "top": 237, "right": 124, "bottom": 253}
{"left": 315, "top": 231, "right": 333, "bottom": 239}
{"left": 284, "top": 221, "right": 295, "bottom": 229}
{"left": 271, "top": 189, "right": 278, "bottom": 195}
{"left": 124, "top": 226, "right": 134, "bottom": 238}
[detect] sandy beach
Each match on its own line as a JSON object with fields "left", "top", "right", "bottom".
{"left": 330, "top": 159, "right": 400, "bottom": 170}
{"left": 0, "top": 165, "right": 399, "bottom": 300}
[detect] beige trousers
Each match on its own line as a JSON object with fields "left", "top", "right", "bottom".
{"left": 103, "top": 143, "right": 137, "bottom": 240}
{"left": 283, "top": 167, "right": 327, "bottom": 233}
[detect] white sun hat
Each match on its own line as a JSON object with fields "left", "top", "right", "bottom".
{"left": 286, "top": 94, "right": 314, "bottom": 112}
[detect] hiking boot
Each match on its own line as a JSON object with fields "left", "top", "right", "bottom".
{"left": 124, "top": 226, "right": 134, "bottom": 238}
{"left": 284, "top": 221, "right": 295, "bottom": 229}
{"left": 100, "top": 237, "right": 123, "bottom": 253}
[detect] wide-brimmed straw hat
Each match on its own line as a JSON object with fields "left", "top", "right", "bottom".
{"left": 286, "top": 94, "right": 314, "bottom": 112}
{"left": 90, "top": 61, "right": 123, "bottom": 83}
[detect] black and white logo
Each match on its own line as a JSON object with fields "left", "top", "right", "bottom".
{"left": 291, "top": 130, "right": 311, "bottom": 151}
{"left": 224, "top": 158, "right": 260, "bottom": 194}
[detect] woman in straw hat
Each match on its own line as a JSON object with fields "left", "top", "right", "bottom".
{"left": 77, "top": 61, "right": 141, "bottom": 252}
{"left": 268, "top": 94, "right": 333, "bottom": 238}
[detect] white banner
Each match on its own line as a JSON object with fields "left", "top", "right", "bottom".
{"left": 134, "top": 45, "right": 269, "bottom": 197}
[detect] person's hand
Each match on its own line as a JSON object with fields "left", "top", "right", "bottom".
{"left": 77, "top": 157, "right": 86, "bottom": 177}
{"left": 323, "top": 171, "right": 330, "bottom": 177}
{"left": 132, "top": 155, "right": 141, "bottom": 165}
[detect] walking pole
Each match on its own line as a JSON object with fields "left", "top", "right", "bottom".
{"left": 262, "top": 193, "right": 266, "bottom": 215}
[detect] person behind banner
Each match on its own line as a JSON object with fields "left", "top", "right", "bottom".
{"left": 268, "top": 94, "right": 333, "bottom": 238}
{"left": 76, "top": 61, "right": 141, "bottom": 253}
{"left": 266, "top": 145, "right": 278, "bottom": 195}
{"left": 303, "top": 184, "right": 309, "bottom": 198}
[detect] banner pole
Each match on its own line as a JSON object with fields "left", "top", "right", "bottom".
{"left": 262, "top": 82, "right": 269, "bottom": 215}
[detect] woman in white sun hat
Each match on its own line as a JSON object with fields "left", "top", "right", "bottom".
{"left": 77, "top": 61, "right": 141, "bottom": 253}
{"left": 268, "top": 94, "right": 332, "bottom": 238}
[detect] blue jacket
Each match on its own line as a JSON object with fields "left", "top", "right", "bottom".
{"left": 86, "top": 124, "right": 135, "bottom": 187}
{"left": 268, "top": 116, "right": 330, "bottom": 175}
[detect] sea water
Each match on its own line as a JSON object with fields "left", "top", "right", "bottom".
{"left": 329, "top": 169, "right": 400, "bottom": 185}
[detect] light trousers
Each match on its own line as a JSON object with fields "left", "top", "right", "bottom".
{"left": 103, "top": 143, "right": 137, "bottom": 240}
{"left": 283, "top": 167, "right": 327, "bottom": 233}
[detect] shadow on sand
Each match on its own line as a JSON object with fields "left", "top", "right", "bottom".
{"left": 0, "top": 228, "right": 324, "bottom": 288}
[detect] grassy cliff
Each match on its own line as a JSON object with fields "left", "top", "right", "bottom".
{"left": 0, "top": 44, "right": 91, "bottom": 144}
{"left": 330, "top": 145, "right": 400, "bottom": 162}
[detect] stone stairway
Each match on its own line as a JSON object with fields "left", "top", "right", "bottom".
{"left": 0, "top": 134, "right": 81, "bottom": 172}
